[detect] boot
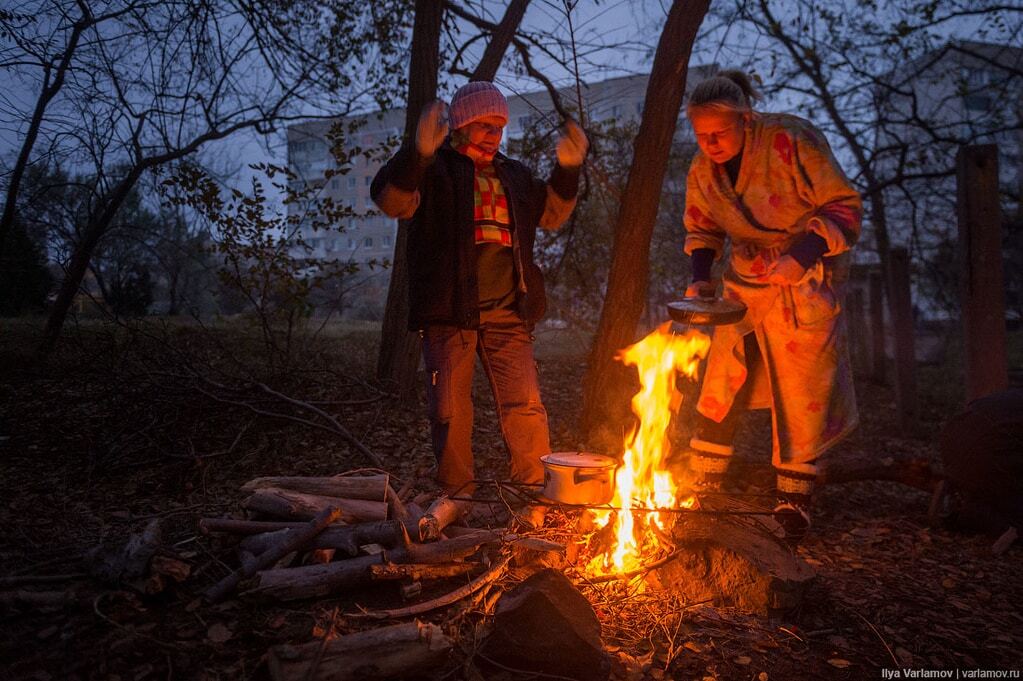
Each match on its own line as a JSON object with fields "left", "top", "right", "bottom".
{"left": 689, "top": 439, "right": 734, "bottom": 493}
{"left": 774, "top": 467, "right": 816, "bottom": 546}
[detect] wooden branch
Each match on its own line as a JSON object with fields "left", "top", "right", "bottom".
{"left": 349, "top": 555, "right": 511, "bottom": 619}
{"left": 470, "top": 0, "right": 530, "bottom": 81}
{"left": 818, "top": 453, "right": 939, "bottom": 491}
{"left": 369, "top": 562, "right": 476, "bottom": 582}
{"left": 267, "top": 620, "right": 453, "bottom": 681}
{"left": 241, "top": 474, "right": 389, "bottom": 501}
{"left": 247, "top": 530, "right": 503, "bottom": 601}
{"left": 205, "top": 505, "right": 341, "bottom": 603}
{"left": 238, "top": 521, "right": 408, "bottom": 557}
{"left": 255, "top": 383, "right": 384, "bottom": 467}
{"left": 243, "top": 488, "right": 387, "bottom": 523}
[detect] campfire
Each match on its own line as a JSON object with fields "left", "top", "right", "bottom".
{"left": 586, "top": 322, "right": 711, "bottom": 576}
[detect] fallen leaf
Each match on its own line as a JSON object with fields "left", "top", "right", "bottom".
{"left": 758, "top": 674, "right": 769, "bottom": 681}
{"left": 207, "top": 622, "right": 233, "bottom": 643}
{"left": 828, "top": 658, "right": 851, "bottom": 669}
{"left": 735, "top": 656, "right": 751, "bottom": 665}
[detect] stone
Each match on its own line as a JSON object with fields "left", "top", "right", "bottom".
{"left": 479, "top": 568, "right": 609, "bottom": 681}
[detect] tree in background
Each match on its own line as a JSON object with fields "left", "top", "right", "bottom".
{"left": 0, "top": 0, "right": 412, "bottom": 355}
{"left": 580, "top": 0, "right": 711, "bottom": 440}
{"left": 707, "top": 0, "right": 1022, "bottom": 319}
{"left": 0, "top": 219, "right": 52, "bottom": 316}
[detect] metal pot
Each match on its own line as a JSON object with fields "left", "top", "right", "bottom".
{"left": 540, "top": 452, "right": 618, "bottom": 505}
{"left": 666, "top": 296, "right": 747, "bottom": 326}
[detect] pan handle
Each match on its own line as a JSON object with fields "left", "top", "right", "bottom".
{"left": 573, "top": 469, "right": 608, "bottom": 484}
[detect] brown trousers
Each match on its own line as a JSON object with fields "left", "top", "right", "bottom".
{"left": 421, "top": 322, "right": 550, "bottom": 493}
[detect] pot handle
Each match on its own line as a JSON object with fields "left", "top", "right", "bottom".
{"left": 573, "top": 469, "right": 606, "bottom": 484}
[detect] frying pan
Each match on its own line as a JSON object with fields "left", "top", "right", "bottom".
{"left": 666, "top": 296, "right": 747, "bottom": 327}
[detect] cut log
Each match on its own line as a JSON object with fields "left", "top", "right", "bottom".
{"left": 369, "top": 562, "right": 475, "bottom": 582}
{"left": 247, "top": 530, "right": 504, "bottom": 601}
{"left": 205, "top": 505, "right": 341, "bottom": 603}
{"left": 385, "top": 484, "right": 412, "bottom": 525}
{"left": 352, "top": 555, "right": 511, "bottom": 619}
{"left": 819, "top": 452, "right": 939, "bottom": 491}
{"left": 418, "top": 497, "right": 467, "bottom": 541}
{"left": 238, "top": 521, "right": 408, "bottom": 557}
{"left": 244, "top": 488, "right": 388, "bottom": 523}
{"left": 268, "top": 620, "right": 453, "bottom": 681}
{"left": 241, "top": 474, "right": 388, "bottom": 501}
{"left": 200, "top": 519, "right": 316, "bottom": 535}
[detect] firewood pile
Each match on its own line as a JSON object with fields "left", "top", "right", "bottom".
{"left": 198, "top": 470, "right": 585, "bottom": 681}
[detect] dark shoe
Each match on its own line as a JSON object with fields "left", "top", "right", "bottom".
{"left": 773, "top": 499, "right": 811, "bottom": 546}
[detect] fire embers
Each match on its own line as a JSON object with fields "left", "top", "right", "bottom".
{"left": 586, "top": 323, "right": 711, "bottom": 575}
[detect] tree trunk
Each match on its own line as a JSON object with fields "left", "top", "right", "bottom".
{"left": 38, "top": 170, "right": 143, "bottom": 356}
{"left": 0, "top": 15, "right": 89, "bottom": 259}
{"left": 580, "top": 0, "right": 710, "bottom": 438}
{"left": 376, "top": 0, "right": 444, "bottom": 399}
{"left": 470, "top": 0, "right": 531, "bottom": 81}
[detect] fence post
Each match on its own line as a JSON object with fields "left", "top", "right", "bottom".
{"left": 889, "top": 247, "right": 918, "bottom": 433}
{"left": 847, "top": 287, "right": 870, "bottom": 377}
{"left": 869, "top": 269, "right": 886, "bottom": 384}
{"left": 956, "top": 145, "right": 1008, "bottom": 402}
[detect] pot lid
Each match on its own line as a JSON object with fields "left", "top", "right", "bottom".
{"left": 541, "top": 452, "right": 617, "bottom": 468}
{"left": 666, "top": 297, "right": 747, "bottom": 326}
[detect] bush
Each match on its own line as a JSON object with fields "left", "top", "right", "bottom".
{"left": 0, "top": 221, "right": 53, "bottom": 316}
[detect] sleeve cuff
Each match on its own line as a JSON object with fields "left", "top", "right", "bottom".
{"left": 548, "top": 163, "right": 581, "bottom": 200}
{"left": 389, "top": 146, "right": 434, "bottom": 192}
{"left": 690, "top": 248, "right": 715, "bottom": 283}
{"left": 788, "top": 232, "right": 829, "bottom": 270}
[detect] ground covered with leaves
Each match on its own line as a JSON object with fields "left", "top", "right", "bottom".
{"left": 1, "top": 319, "right": 1020, "bottom": 681}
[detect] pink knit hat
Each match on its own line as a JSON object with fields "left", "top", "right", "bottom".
{"left": 449, "top": 81, "right": 509, "bottom": 130}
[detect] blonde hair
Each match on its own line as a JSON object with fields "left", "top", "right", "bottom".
{"left": 687, "top": 70, "right": 762, "bottom": 115}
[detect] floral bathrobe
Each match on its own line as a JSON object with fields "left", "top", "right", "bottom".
{"left": 683, "top": 113, "right": 862, "bottom": 471}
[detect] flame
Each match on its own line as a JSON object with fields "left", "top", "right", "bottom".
{"left": 588, "top": 322, "right": 711, "bottom": 575}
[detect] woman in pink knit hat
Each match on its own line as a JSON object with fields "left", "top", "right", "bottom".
{"left": 372, "top": 81, "right": 588, "bottom": 509}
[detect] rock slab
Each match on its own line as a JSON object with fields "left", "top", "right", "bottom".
{"left": 479, "top": 568, "right": 609, "bottom": 681}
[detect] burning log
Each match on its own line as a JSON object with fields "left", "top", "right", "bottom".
{"left": 243, "top": 488, "right": 388, "bottom": 523}
{"left": 267, "top": 620, "right": 453, "bottom": 681}
{"left": 246, "top": 530, "right": 503, "bottom": 601}
{"left": 241, "top": 474, "right": 389, "bottom": 501}
{"left": 205, "top": 505, "right": 341, "bottom": 603}
{"left": 237, "top": 521, "right": 409, "bottom": 557}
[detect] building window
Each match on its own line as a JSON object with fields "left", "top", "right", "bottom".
{"left": 364, "top": 175, "right": 372, "bottom": 186}
{"left": 610, "top": 104, "right": 622, "bottom": 119}
{"left": 348, "top": 177, "right": 356, "bottom": 189}
{"left": 383, "top": 235, "right": 392, "bottom": 247}
{"left": 348, "top": 238, "right": 356, "bottom": 249}
{"left": 364, "top": 237, "right": 373, "bottom": 248}
{"left": 331, "top": 178, "right": 339, "bottom": 189}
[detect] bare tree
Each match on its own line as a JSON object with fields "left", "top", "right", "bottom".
{"left": 707, "top": 0, "right": 1022, "bottom": 317}
{"left": 580, "top": 0, "right": 711, "bottom": 438}
{"left": 0, "top": 0, "right": 411, "bottom": 355}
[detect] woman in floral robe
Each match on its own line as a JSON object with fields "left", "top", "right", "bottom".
{"left": 681, "top": 71, "right": 862, "bottom": 542}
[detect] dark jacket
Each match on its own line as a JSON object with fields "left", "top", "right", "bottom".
{"left": 371, "top": 142, "right": 579, "bottom": 329}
